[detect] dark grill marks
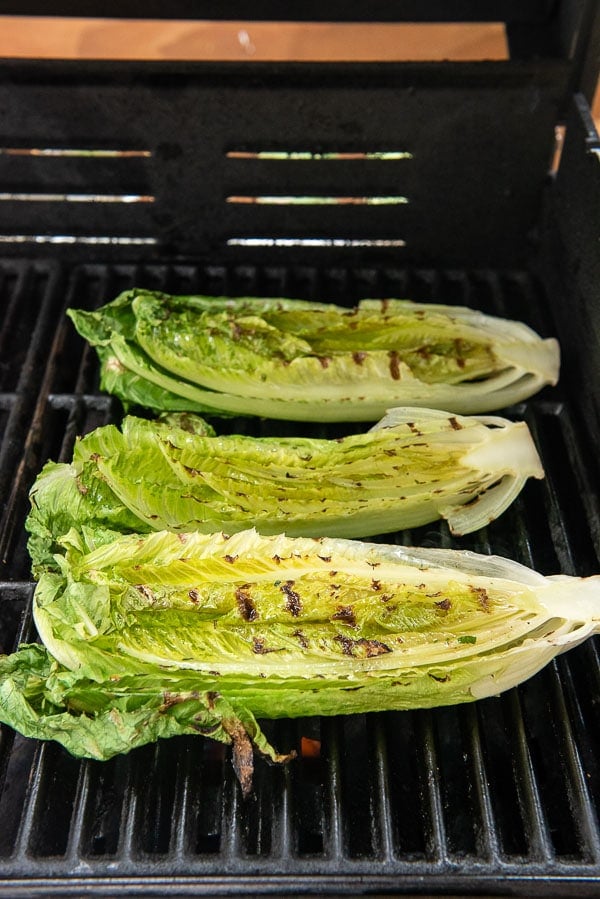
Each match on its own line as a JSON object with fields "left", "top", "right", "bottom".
{"left": 331, "top": 605, "right": 357, "bottom": 628}
{"left": 388, "top": 350, "right": 401, "bottom": 380}
{"left": 135, "top": 584, "right": 156, "bottom": 602}
{"left": 235, "top": 585, "right": 258, "bottom": 621}
{"left": 281, "top": 580, "right": 302, "bottom": 616}
{"left": 293, "top": 629, "right": 309, "bottom": 648}
{"left": 471, "top": 585, "right": 491, "bottom": 610}
{"left": 335, "top": 635, "right": 392, "bottom": 657}
{"left": 454, "top": 338, "right": 466, "bottom": 368}
{"left": 252, "top": 637, "right": 276, "bottom": 654}
{"left": 229, "top": 320, "right": 243, "bottom": 340}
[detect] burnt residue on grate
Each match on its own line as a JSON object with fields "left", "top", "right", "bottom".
{"left": 0, "top": 259, "right": 599, "bottom": 895}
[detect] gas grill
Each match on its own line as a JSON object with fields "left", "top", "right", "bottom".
{"left": 0, "top": 3, "right": 599, "bottom": 896}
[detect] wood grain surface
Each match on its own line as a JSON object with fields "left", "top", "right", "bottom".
{"left": 0, "top": 18, "right": 508, "bottom": 61}
{"left": 0, "top": 16, "right": 597, "bottom": 122}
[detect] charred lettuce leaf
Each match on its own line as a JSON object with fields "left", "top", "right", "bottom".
{"left": 34, "top": 528, "right": 600, "bottom": 720}
{"left": 4, "top": 528, "right": 599, "bottom": 793}
{"left": 26, "top": 407, "right": 544, "bottom": 574}
{"left": 67, "top": 290, "right": 560, "bottom": 420}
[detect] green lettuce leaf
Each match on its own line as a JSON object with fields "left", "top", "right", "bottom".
{"left": 0, "top": 642, "right": 292, "bottom": 796}
{"left": 26, "top": 407, "right": 544, "bottom": 574}
{"left": 4, "top": 528, "right": 599, "bottom": 792}
{"left": 67, "top": 290, "right": 560, "bottom": 420}
{"left": 34, "top": 528, "right": 600, "bottom": 714}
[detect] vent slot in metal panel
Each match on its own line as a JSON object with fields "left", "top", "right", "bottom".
{"left": 0, "top": 144, "right": 155, "bottom": 249}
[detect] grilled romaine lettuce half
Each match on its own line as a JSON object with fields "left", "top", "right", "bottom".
{"left": 67, "top": 290, "right": 560, "bottom": 420}
{"left": 26, "top": 407, "right": 544, "bottom": 573}
{"left": 1, "top": 528, "right": 597, "bottom": 794}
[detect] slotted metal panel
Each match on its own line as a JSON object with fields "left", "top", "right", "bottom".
{"left": 0, "top": 258, "right": 599, "bottom": 896}
{"left": 0, "top": 61, "right": 568, "bottom": 266}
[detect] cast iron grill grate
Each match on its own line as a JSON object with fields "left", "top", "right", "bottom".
{"left": 1, "top": 258, "right": 599, "bottom": 896}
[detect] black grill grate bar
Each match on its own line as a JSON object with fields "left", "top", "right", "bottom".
{"left": 115, "top": 761, "right": 139, "bottom": 862}
{"left": 544, "top": 402, "right": 600, "bottom": 566}
{"left": 0, "top": 262, "right": 31, "bottom": 371}
{"left": 417, "top": 711, "right": 448, "bottom": 864}
{"left": 529, "top": 405, "right": 600, "bottom": 576}
{"left": 0, "top": 288, "right": 39, "bottom": 497}
{"left": 488, "top": 271, "right": 558, "bottom": 343}
{"left": 64, "top": 761, "right": 92, "bottom": 863}
{"left": 48, "top": 394, "right": 115, "bottom": 412}
{"left": 0, "top": 394, "right": 17, "bottom": 410}
{"left": 57, "top": 397, "right": 104, "bottom": 464}
{"left": 591, "top": 634, "right": 600, "bottom": 670}
{"left": 47, "top": 395, "right": 116, "bottom": 464}
{"left": 0, "top": 581, "right": 35, "bottom": 595}
{"left": 465, "top": 705, "right": 501, "bottom": 862}
{"left": 72, "top": 267, "right": 115, "bottom": 396}
{"left": 11, "top": 743, "right": 49, "bottom": 859}
{"left": 504, "top": 271, "right": 559, "bottom": 345}
{"left": 517, "top": 408, "right": 546, "bottom": 566}
{"left": 506, "top": 689, "right": 555, "bottom": 862}
{"left": 0, "top": 265, "right": 62, "bottom": 568}
{"left": 571, "top": 638, "right": 600, "bottom": 812}
{"left": 169, "top": 744, "right": 198, "bottom": 859}
{"left": 269, "top": 760, "right": 293, "bottom": 859}
{"left": 220, "top": 767, "right": 244, "bottom": 859}
{"left": 486, "top": 269, "right": 514, "bottom": 319}
{"left": 12, "top": 583, "right": 35, "bottom": 647}
{"left": 522, "top": 409, "right": 570, "bottom": 572}
{"left": 0, "top": 262, "right": 61, "bottom": 398}
{"left": 549, "top": 661, "right": 600, "bottom": 862}
{"left": 323, "top": 718, "right": 344, "bottom": 860}
{"left": 582, "top": 638, "right": 600, "bottom": 705}
{"left": 371, "top": 716, "right": 395, "bottom": 861}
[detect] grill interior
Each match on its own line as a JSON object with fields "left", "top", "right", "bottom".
{"left": 1, "top": 258, "right": 599, "bottom": 896}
